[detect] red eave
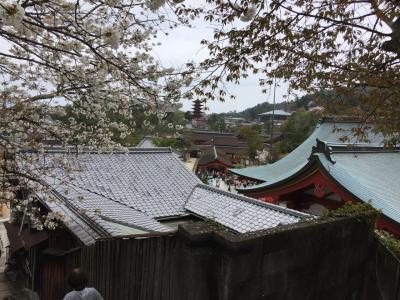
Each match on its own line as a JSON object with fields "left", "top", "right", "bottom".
{"left": 240, "top": 162, "right": 400, "bottom": 236}
{"left": 243, "top": 168, "right": 354, "bottom": 204}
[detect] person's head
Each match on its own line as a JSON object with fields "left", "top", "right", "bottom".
{"left": 67, "top": 268, "right": 88, "bottom": 291}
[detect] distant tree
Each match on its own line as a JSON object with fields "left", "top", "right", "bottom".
{"left": 239, "top": 126, "right": 264, "bottom": 159}
{"left": 184, "top": 111, "right": 193, "bottom": 122}
{"left": 279, "top": 108, "right": 319, "bottom": 153}
{"left": 153, "top": 135, "right": 193, "bottom": 158}
{"left": 295, "top": 95, "right": 314, "bottom": 110}
{"left": 207, "top": 113, "right": 227, "bottom": 131}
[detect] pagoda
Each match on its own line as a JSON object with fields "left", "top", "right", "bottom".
{"left": 192, "top": 99, "right": 204, "bottom": 119}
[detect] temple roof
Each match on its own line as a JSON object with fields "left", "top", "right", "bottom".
{"left": 237, "top": 139, "right": 400, "bottom": 226}
{"left": 258, "top": 110, "right": 292, "bottom": 116}
{"left": 41, "top": 148, "right": 200, "bottom": 219}
{"left": 317, "top": 150, "right": 400, "bottom": 225}
{"left": 27, "top": 148, "right": 306, "bottom": 245}
{"left": 230, "top": 119, "right": 387, "bottom": 181}
{"left": 190, "top": 130, "right": 237, "bottom": 139}
{"left": 197, "top": 146, "right": 233, "bottom": 167}
{"left": 32, "top": 148, "right": 198, "bottom": 244}
{"left": 189, "top": 130, "right": 247, "bottom": 153}
{"left": 186, "top": 184, "right": 311, "bottom": 234}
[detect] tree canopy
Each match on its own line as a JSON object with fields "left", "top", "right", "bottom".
{"left": 0, "top": 0, "right": 193, "bottom": 148}
{"left": 278, "top": 108, "right": 319, "bottom": 153}
{"left": 193, "top": 0, "right": 399, "bottom": 141}
{"left": 207, "top": 113, "right": 227, "bottom": 131}
{"left": 238, "top": 125, "right": 264, "bottom": 159}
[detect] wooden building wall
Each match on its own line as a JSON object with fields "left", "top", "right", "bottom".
{"left": 27, "top": 229, "right": 82, "bottom": 300}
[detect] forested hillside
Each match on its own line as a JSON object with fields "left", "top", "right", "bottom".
{"left": 213, "top": 91, "right": 359, "bottom": 120}
{"left": 214, "top": 94, "right": 314, "bottom": 120}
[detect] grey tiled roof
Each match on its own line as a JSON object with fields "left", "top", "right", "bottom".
{"left": 185, "top": 184, "right": 310, "bottom": 233}
{"left": 35, "top": 148, "right": 200, "bottom": 243}
{"left": 43, "top": 194, "right": 102, "bottom": 246}
{"left": 31, "top": 147, "right": 312, "bottom": 243}
{"left": 39, "top": 184, "right": 169, "bottom": 246}
{"left": 42, "top": 148, "right": 200, "bottom": 219}
{"left": 51, "top": 183, "right": 171, "bottom": 233}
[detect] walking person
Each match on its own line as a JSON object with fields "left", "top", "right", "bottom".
{"left": 63, "top": 268, "right": 103, "bottom": 300}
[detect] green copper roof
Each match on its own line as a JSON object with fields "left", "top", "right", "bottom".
{"left": 237, "top": 141, "right": 400, "bottom": 225}
{"left": 230, "top": 120, "right": 386, "bottom": 182}
{"left": 318, "top": 151, "right": 400, "bottom": 224}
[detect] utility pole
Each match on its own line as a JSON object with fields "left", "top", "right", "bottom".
{"left": 269, "top": 78, "right": 277, "bottom": 157}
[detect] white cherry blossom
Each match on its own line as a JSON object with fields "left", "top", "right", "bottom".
{"left": 0, "top": 0, "right": 194, "bottom": 229}
{"left": 0, "top": 2, "right": 25, "bottom": 27}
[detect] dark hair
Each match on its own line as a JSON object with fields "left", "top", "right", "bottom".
{"left": 67, "top": 268, "right": 88, "bottom": 291}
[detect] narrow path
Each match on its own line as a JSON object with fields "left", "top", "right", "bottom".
{"left": 0, "top": 221, "right": 25, "bottom": 299}
{"left": 0, "top": 220, "right": 10, "bottom": 272}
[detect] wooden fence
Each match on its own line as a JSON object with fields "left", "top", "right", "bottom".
{"left": 79, "top": 234, "right": 178, "bottom": 299}
{"left": 371, "top": 241, "right": 400, "bottom": 300}
{"left": 29, "top": 217, "right": 400, "bottom": 300}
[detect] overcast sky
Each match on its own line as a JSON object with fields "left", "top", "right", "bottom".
{"left": 152, "top": 18, "right": 290, "bottom": 114}
{"left": 0, "top": 5, "right": 290, "bottom": 115}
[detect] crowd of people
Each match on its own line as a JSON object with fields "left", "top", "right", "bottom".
{"left": 197, "top": 170, "right": 259, "bottom": 192}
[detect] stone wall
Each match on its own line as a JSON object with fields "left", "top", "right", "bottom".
{"left": 174, "top": 217, "right": 375, "bottom": 300}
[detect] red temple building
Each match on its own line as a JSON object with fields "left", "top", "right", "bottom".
{"left": 189, "top": 130, "right": 247, "bottom": 163}
{"left": 230, "top": 118, "right": 400, "bottom": 236}
{"left": 197, "top": 145, "right": 234, "bottom": 175}
{"left": 187, "top": 129, "right": 283, "bottom": 165}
